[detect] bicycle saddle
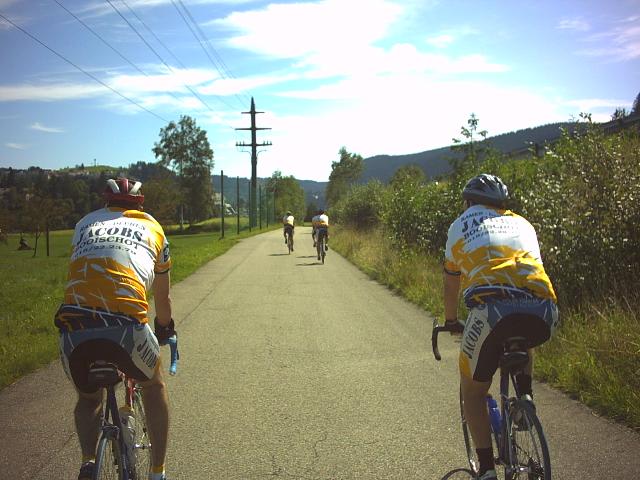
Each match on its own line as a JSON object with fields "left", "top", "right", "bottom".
{"left": 87, "top": 362, "right": 121, "bottom": 387}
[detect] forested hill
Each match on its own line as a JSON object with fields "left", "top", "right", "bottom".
{"left": 360, "top": 122, "right": 576, "bottom": 183}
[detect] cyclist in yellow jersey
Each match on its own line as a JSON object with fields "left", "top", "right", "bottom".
{"left": 442, "top": 174, "right": 559, "bottom": 480}
{"left": 55, "top": 178, "right": 174, "bottom": 480}
{"left": 283, "top": 210, "right": 295, "bottom": 251}
{"left": 313, "top": 209, "right": 329, "bottom": 257}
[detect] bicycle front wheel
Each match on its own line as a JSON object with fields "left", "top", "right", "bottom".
{"left": 95, "top": 433, "right": 125, "bottom": 479}
{"left": 132, "top": 389, "right": 152, "bottom": 479}
{"left": 506, "top": 400, "right": 551, "bottom": 480}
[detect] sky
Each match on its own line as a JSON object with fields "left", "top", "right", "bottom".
{"left": 0, "top": 0, "right": 638, "bottom": 182}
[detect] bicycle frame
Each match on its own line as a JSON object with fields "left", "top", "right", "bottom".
{"left": 432, "top": 322, "right": 551, "bottom": 480}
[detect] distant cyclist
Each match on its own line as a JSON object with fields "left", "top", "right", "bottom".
{"left": 54, "top": 178, "right": 175, "bottom": 480}
{"left": 282, "top": 210, "right": 295, "bottom": 251}
{"left": 311, "top": 210, "right": 321, "bottom": 247}
{"left": 313, "top": 209, "right": 329, "bottom": 254}
{"left": 442, "top": 174, "right": 559, "bottom": 480}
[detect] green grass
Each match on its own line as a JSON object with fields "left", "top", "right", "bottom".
{"left": 0, "top": 222, "right": 279, "bottom": 390}
{"left": 331, "top": 225, "right": 640, "bottom": 431}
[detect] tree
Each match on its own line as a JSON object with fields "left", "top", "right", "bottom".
{"left": 266, "top": 171, "right": 305, "bottom": 223}
{"left": 20, "top": 194, "right": 71, "bottom": 257}
{"left": 612, "top": 107, "right": 628, "bottom": 121}
{"left": 326, "top": 147, "right": 364, "bottom": 207}
{"left": 143, "top": 175, "right": 181, "bottom": 227}
{"left": 632, "top": 91, "right": 640, "bottom": 115}
{"left": 153, "top": 115, "right": 215, "bottom": 226}
{"left": 389, "top": 164, "right": 426, "bottom": 189}
{"left": 450, "top": 113, "right": 488, "bottom": 172}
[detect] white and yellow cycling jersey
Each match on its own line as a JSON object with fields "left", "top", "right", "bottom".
{"left": 55, "top": 207, "right": 171, "bottom": 331}
{"left": 283, "top": 215, "right": 294, "bottom": 226}
{"left": 316, "top": 214, "right": 329, "bottom": 227}
{"left": 444, "top": 205, "right": 556, "bottom": 307}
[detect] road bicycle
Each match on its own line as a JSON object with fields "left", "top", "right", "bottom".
{"left": 284, "top": 226, "right": 294, "bottom": 254}
{"left": 316, "top": 228, "right": 327, "bottom": 264}
{"left": 432, "top": 320, "right": 551, "bottom": 480}
{"left": 91, "top": 337, "right": 179, "bottom": 479}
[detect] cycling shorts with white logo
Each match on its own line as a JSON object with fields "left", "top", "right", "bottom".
{"left": 59, "top": 322, "right": 159, "bottom": 393}
{"left": 459, "top": 298, "right": 559, "bottom": 382}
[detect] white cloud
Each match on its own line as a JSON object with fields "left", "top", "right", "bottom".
{"left": 30, "top": 122, "right": 65, "bottom": 133}
{"left": 557, "top": 18, "right": 590, "bottom": 32}
{"left": 564, "top": 98, "right": 632, "bottom": 112}
{"left": 217, "top": 0, "right": 405, "bottom": 60}
{"left": 5, "top": 142, "right": 27, "bottom": 150}
{"left": 426, "top": 34, "right": 454, "bottom": 48}
{"left": 425, "top": 26, "right": 478, "bottom": 49}
{"left": 576, "top": 16, "right": 640, "bottom": 61}
{"left": 0, "top": 83, "right": 105, "bottom": 102}
{"left": 199, "top": 72, "right": 300, "bottom": 96}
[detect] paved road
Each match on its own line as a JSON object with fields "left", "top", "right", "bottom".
{"left": 1, "top": 227, "right": 639, "bottom": 479}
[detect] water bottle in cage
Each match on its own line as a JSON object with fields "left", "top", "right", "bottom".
{"left": 487, "top": 395, "right": 501, "bottom": 434}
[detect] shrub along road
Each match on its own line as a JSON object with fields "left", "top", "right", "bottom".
{"left": 1, "top": 227, "right": 639, "bottom": 479}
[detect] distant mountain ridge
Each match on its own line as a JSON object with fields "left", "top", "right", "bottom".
{"left": 361, "top": 122, "right": 577, "bottom": 183}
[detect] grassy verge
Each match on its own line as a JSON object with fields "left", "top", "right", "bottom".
{"left": 0, "top": 221, "right": 279, "bottom": 390}
{"left": 331, "top": 225, "right": 640, "bottom": 430}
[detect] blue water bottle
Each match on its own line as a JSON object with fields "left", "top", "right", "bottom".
{"left": 167, "top": 335, "right": 179, "bottom": 375}
{"left": 487, "top": 395, "right": 502, "bottom": 434}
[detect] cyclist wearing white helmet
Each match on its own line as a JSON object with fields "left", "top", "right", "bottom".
{"left": 282, "top": 210, "right": 295, "bottom": 251}
{"left": 55, "top": 178, "right": 174, "bottom": 480}
{"left": 442, "top": 174, "right": 559, "bottom": 480}
{"left": 312, "top": 209, "right": 329, "bottom": 256}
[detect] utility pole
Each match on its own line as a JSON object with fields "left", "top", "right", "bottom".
{"left": 236, "top": 97, "right": 271, "bottom": 228}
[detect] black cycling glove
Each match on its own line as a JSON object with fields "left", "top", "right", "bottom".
{"left": 444, "top": 319, "right": 464, "bottom": 334}
{"left": 154, "top": 317, "right": 177, "bottom": 345}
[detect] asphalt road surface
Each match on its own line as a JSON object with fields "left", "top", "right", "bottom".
{"left": 1, "top": 227, "right": 639, "bottom": 479}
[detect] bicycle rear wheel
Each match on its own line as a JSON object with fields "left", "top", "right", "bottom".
{"left": 506, "top": 400, "right": 551, "bottom": 480}
{"left": 131, "top": 389, "right": 152, "bottom": 479}
{"left": 95, "top": 433, "right": 125, "bottom": 479}
{"left": 287, "top": 233, "right": 293, "bottom": 254}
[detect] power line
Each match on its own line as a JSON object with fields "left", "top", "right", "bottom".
{"left": 0, "top": 11, "right": 169, "bottom": 122}
{"left": 121, "top": 0, "right": 242, "bottom": 112}
{"left": 52, "top": 0, "right": 187, "bottom": 107}
{"left": 171, "top": 0, "right": 250, "bottom": 107}
{"left": 105, "top": 0, "right": 217, "bottom": 113}
{"left": 53, "top": 0, "right": 147, "bottom": 77}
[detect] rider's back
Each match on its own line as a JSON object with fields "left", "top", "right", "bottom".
{"left": 56, "top": 207, "right": 170, "bottom": 330}
{"left": 444, "top": 205, "right": 556, "bottom": 308}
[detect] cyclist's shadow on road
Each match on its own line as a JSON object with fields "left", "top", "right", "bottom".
{"left": 269, "top": 253, "right": 291, "bottom": 256}
{"left": 296, "top": 255, "right": 324, "bottom": 266}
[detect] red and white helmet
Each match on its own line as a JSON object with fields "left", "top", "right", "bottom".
{"left": 104, "top": 177, "right": 144, "bottom": 206}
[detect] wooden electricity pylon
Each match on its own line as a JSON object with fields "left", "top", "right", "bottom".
{"left": 236, "top": 97, "right": 271, "bottom": 227}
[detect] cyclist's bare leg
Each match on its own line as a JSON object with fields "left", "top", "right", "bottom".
{"left": 460, "top": 374, "right": 493, "bottom": 449}
{"left": 140, "top": 361, "right": 169, "bottom": 469}
{"left": 74, "top": 388, "right": 104, "bottom": 462}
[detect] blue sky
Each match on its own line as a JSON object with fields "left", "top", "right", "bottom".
{"left": 1, "top": 0, "right": 638, "bottom": 181}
